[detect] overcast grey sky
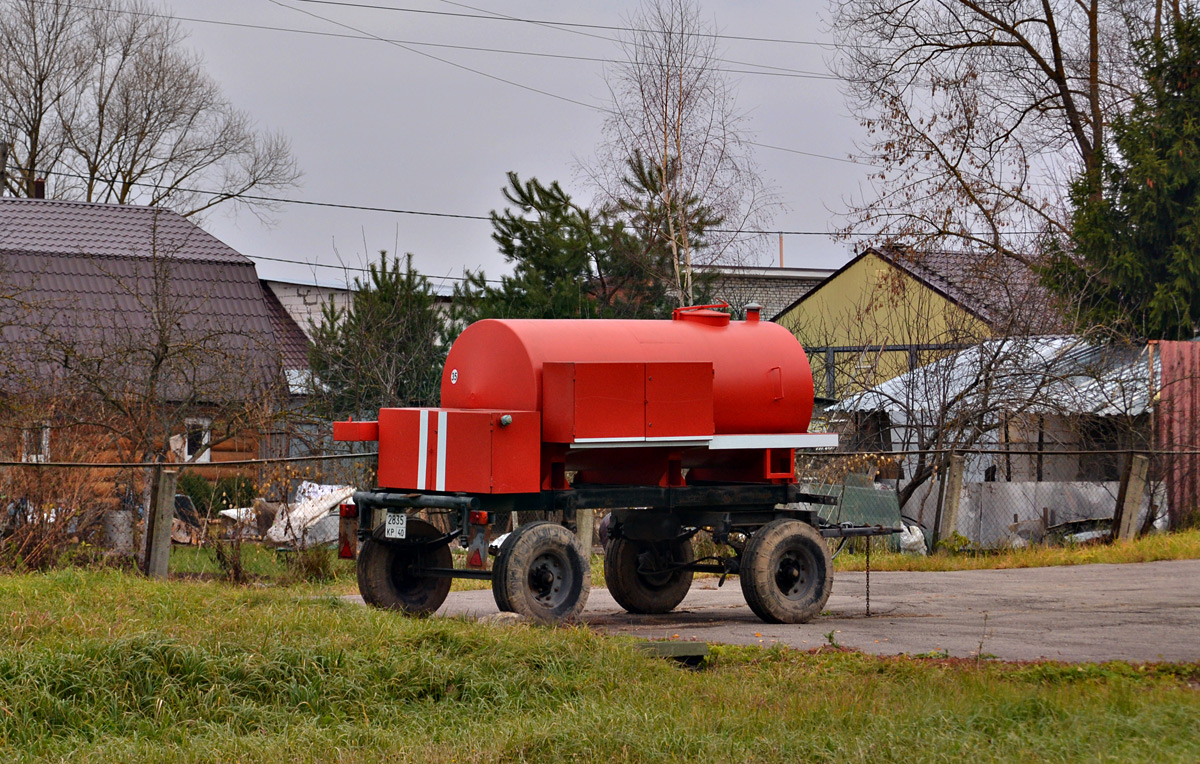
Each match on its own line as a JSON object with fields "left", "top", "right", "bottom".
{"left": 162, "top": 0, "right": 872, "bottom": 290}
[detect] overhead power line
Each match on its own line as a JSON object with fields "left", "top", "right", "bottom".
{"left": 34, "top": 0, "right": 857, "bottom": 164}
{"left": 46, "top": 1, "right": 837, "bottom": 81}
{"left": 266, "top": 0, "right": 599, "bottom": 110}
{"left": 266, "top": 0, "right": 859, "bottom": 164}
{"left": 293, "top": 0, "right": 833, "bottom": 47}
{"left": 39, "top": 166, "right": 1050, "bottom": 239}
{"left": 251, "top": 254, "right": 504, "bottom": 284}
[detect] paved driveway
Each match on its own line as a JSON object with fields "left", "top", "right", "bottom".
{"left": 355, "top": 559, "right": 1200, "bottom": 663}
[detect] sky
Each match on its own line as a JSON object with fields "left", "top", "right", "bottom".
{"left": 160, "top": 0, "right": 873, "bottom": 290}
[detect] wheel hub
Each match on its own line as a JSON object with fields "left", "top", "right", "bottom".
{"left": 775, "top": 552, "right": 810, "bottom": 599}
{"left": 529, "top": 552, "right": 566, "bottom": 604}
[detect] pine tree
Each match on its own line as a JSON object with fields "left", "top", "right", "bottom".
{"left": 451, "top": 172, "right": 674, "bottom": 326}
{"left": 1041, "top": 14, "right": 1200, "bottom": 340}
{"left": 308, "top": 252, "right": 444, "bottom": 419}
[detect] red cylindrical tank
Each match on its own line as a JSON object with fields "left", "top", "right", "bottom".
{"left": 440, "top": 309, "right": 814, "bottom": 435}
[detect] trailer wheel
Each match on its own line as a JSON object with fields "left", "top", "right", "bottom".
{"left": 494, "top": 521, "right": 589, "bottom": 623}
{"left": 357, "top": 518, "right": 452, "bottom": 616}
{"left": 604, "top": 536, "right": 694, "bottom": 614}
{"left": 739, "top": 519, "right": 832, "bottom": 624}
{"left": 490, "top": 530, "right": 516, "bottom": 612}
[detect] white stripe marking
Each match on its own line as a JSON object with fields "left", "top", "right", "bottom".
{"left": 416, "top": 410, "right": 428, "bottom": 490}
{"left": 707, "top": 433, "right": 839, "bottom": 450}
{"left": 435, "top": 410, "right": 448, "bottom": 491}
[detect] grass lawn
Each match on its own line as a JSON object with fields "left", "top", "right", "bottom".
{"left": 833, "top": 528, "right": 1200, "bottom": 572}
{"left": 1, "top": 570, "right": 1198, "bottom": 763}
{"left": 166, "top": 528, "right": 1200, "bottom": 590}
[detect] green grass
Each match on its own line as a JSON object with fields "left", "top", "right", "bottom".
{"left": 169, "top": 543, "right": 304, "bottom": 579}
{"left": 165, "top": 527, "right": 1200, "bottom": 598}
{"left": 1, "top": 570, "right": 1198, "bottom": 763}
{"left": 168, "top": 543, "right": 609, "bottom": 593}
{"left": 834, "top": 528, "right": 1200, "bottom": 572}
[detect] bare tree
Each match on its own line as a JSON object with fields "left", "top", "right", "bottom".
{"left": 584, "top": 0, "right": 777, "bottom": 306}
{"left": 0, "top": 0, "right": 88, "bottom": 199}
{"left": 0, "top": 0, "right": 299, "bottom": 218}
{"left": 828, "top": 0, "right": 1176, "bottom": 264}
{"left": 783, "top": 248, "right": 1080, "bottom": 507}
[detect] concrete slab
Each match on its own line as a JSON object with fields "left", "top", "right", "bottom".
{"left": 347, "top": 559, "right": 1200, "bottom": 663}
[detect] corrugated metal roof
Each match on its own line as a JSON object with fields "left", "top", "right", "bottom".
{"left": 260, "top": 279, "right": 311, "bottom": 373}
{"left": 1157, "top": 341, "right": 1200, "bottom": 527}
{"left": 0, "top": 199, "right": 284, "bottom": 399}
{"left": 838, "top": 336, "right": 1157, "bottom": 417}
{"left": 0, "top": 197, "right": 249, "bottom": 264}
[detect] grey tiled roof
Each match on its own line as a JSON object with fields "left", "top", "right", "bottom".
{"left": 260, "top": 279, "right": 311, "bottom": 372}
{"left": 883, "top": 248, "right": 1045, "bottom": 327}
{"left": 0, "top": 197, "right": 301, "bottom": 396}
{"left": 0, "top": 197, "right": 249, "bottom": 263}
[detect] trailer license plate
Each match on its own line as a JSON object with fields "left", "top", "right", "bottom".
{"left": 385, "top": 511, "right": 407, "bottom": 539}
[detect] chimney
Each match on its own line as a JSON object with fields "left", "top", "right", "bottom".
{"left": 34, "top": 177, "right": 46, "bottom": 199}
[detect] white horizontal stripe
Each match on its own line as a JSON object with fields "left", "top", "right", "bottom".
{"left": 570, "top": 438, "right": 711, "bottom": 450}
{"left": 708, "top": 433, "right": 839, "bottom": 450}
{"left": 573, "top": 436, "right": 646, "bottom": 443}
{"left": 568, "top": 433, "right": 838, "bottom": 450}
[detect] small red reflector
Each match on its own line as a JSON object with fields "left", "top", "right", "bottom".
{"left": 338, "top": 540, "right": 355, "bottom": 559}
{"left": 339, "top": 503, "right": 357, "bottom": 518}
{"left": 468, "top": 510, "right": 489, "bottom": 525}
{"left": 467, "top": 548, "right": 483, "bottom": 568}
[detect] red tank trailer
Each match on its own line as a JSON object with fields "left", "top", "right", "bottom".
{"left": 335, "top": 305, "right": 891, "bottom": 624}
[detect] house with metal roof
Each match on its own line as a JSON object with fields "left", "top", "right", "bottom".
{"left": 774, "top": 247, "right": 1061, "bottom": 403}
{"left": 0, "top": 196, "right": 309, "bottom": 469}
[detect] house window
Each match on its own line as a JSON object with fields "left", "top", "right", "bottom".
{"left": 184, "top": 418, "right": 212, "bottom": 463}
{"left": 21, "top": 424, "right": 50, "bottom": 463}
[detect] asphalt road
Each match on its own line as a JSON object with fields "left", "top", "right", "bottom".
{"left": 353, "top": 559, "right": 1200, "bottom": 663}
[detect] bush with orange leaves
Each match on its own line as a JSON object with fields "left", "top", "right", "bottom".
{"left": 0, "top": 430, "right": 117, "bottom": 571}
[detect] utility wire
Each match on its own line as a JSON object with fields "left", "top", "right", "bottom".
{"left": 27, "top": 0, "right": 863, "bottom": 164}
{"left": 267, "top": 0, "right": 860, "bottom": 165}
{"left": 266, "top": 0, "right": 598, "bottom": 110}
{"left": 293, "top": 0, "right": 833, "bottom": 47}
{"left": 434, "top": 0, "right": 830, "bottom": 77}
{"left": 299, "top": 0, "right": 1145, "bottom": 66}
{"left": 251, "top": 254, "right": 503, "bottom": 284}
{"left": 52, "top": 1, "right": 836, "bottom": 80}
{"left": 38, "top": 167, "right": 1050, "bottom": 238}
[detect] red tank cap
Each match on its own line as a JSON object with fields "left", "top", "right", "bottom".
{"left": 672, "top": 303, "right": 731, "bottom": 326}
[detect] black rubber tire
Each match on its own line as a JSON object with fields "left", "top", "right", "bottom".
{"left": 357, "top": 517, "right": 452, "bottom": 616}
{"left": 494, "top": 521, "right": 590, "bottom": 623}
{"left": 604, "top": 536, "right": 695, "bottom": 614}
{"left": 739, "top": 519, "right": 832, "bottom": 624}
{"left": 491, "top": 530, "right": 516, "bottom": 613}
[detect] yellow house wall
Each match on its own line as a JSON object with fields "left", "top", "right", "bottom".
{"left": 776, "top": 252, "right": 992, "bottom": 398}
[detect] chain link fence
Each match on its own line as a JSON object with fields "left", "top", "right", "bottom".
{"left": 0, "top": 452, "right": 377, "bottom": 571}
{"left": 2, "top": 447, "right": 1193, "bottom": 569}
{"left": 797, "top": 448, "right": 1183, "bottom": 551}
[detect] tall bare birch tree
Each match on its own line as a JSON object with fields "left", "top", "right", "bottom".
{"left": 586, "top": 0, "right": 776, "bottom": 306}
{"left": 828, "top": 0, "right": 1177, "bottom": 264}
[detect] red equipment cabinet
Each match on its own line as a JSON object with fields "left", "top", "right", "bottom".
{"left": 333, "top": 306, "right": 888, "bottom": 628}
